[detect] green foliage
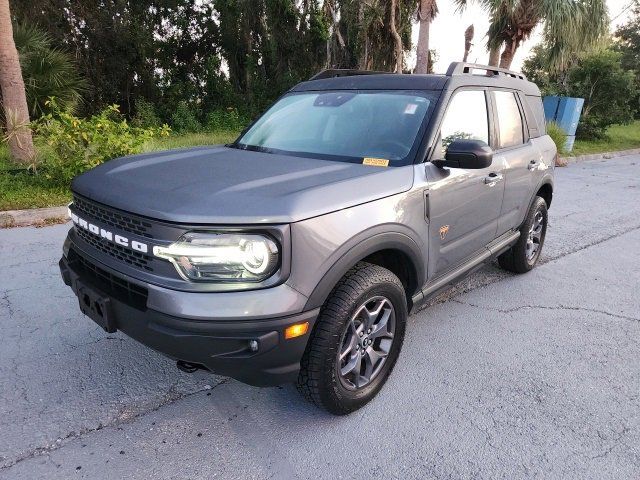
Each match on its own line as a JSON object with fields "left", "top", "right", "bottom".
{"left": 524, "top": 47, "right": 638, "bottom": 139}
{"left": 570, "top": 121, "right": 640, "bottom": 156}
{"left": 13, "top": 24, "right": 87, "bottom": 118}
{"left": 35, "top": 101, "right": 170, "bottom": 184}
{"left": 170, "top": 102, "right": 202, "bottom": 134}
{"left": 522, "top": 44, "right": 564, "bottom": 96}
{"left": 456, "top": 0, "right": 608, "bottom": 71}
{"left": 11, "top": 1, "right": 419, "bottom": 123}
{"left": 132, "top": 98, "right": 162, "bottom": 128}
{"left": 614, "top": 2, "right": 640, "bottom": 117}
{"left": 567, "top": 49, "right": 637, "bottom": 139}
{"left": 545, "top": 121, "right": 567, "bottom": 154}
{"left": 205, "top": 108, "right": 248, "bottom": 132}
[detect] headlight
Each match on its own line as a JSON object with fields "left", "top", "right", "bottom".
{"left": 153, "top": 232, "right": 279, "bottom": 282}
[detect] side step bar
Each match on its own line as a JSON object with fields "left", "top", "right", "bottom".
{"left": 411, "top": 230, "right": 520, "bottom": 311}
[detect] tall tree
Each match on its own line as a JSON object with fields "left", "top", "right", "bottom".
{"left": 0, "top": 0, "right": 35, "bottom": 163}
{"left": 614, "top": 0, "right": 640, "bottom": 116}
{"left": 390, "top": 0, "right": 403, "bottom": 72}
{"left": 456, "top": 0, "right": 609, "bottom": 70}
{"left": 415, "top": 0, "right": 438, "bottom": 73}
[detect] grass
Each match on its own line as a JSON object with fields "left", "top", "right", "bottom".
{"left": 143, "top": 131, "right": 239, "bottom": 152}
{"left": 569, "top": 121, "right": 640, "bottom": 156}
{"left": 0, "top": 145, "right": 70, "bottom": 211}
{"left": 1, "top": 122, "right": 639, "bottom": 211}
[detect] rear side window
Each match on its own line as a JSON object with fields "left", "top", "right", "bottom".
{"left": 440, "top": 90, "right": 489, "bottom": 155}
{"left": 526, "top": 94, "right": 546, "bottom": 136}
{"left": 494, "top": 91, "right": 524, "bottom": 148}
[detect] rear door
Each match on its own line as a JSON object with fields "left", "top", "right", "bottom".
{"left": 426, "top": 88, "right": 506, "bottom": 277}
{"left": 491, "top": 89, "right": 540, "bottom": 234}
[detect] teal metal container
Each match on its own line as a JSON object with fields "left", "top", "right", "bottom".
{"left": 543, "top": 96, "right": 584, "bottom": 152}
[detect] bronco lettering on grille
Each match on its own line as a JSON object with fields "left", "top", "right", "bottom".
{"left": 69, "top": 209, "right": 149, "bottom": 254}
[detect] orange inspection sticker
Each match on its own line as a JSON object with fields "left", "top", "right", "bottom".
{"left": 362, "top": 157, "right": 389, "bottom": 167}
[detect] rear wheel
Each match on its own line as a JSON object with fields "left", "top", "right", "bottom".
{"left": 498, "top": 196, "right": 548, "bottom": 273}
{"left": 296, "top": 262, "right": 407, "bottom": 415}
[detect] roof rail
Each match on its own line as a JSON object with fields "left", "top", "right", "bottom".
{"left": 309, "top": 69, "right": 389, "bottom": 81}
{"left": 446, "top": 62, "right": 527, "bottom": 81}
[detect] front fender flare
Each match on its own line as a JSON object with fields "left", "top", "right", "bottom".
{"left": 303, "top": 227, "right": 425, "bottom": 311}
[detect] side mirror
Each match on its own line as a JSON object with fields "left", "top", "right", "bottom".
{"left": 432, "top": 139, "right": 493, "bottom": 169}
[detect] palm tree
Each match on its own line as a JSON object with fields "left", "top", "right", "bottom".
{"left": 13, "top": 24, "right": 87, "bottom": 118}
{"left": 0, "top": 0, "right": 35, "bottom": 164}
{"left": 456, "top": 0, "right": 609, "bottom": 70}
{"left": 415, "top": 0, "right": 438, "bottom": 73}
{"left": 463, "top": 24, "right": 474, "bottom": 62}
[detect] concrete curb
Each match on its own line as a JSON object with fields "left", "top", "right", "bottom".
{"left": 2, "top": 148, "right": 639, "bottom": 228}
{"left": 561, "top": 147, "right": 640, "bottom": 164}
{"left": 0, "top": 206, "right": 69, "bottom": 229}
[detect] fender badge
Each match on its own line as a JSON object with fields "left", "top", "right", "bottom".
{"left": 439, "top": 225, "right": 450, "bottom": 240}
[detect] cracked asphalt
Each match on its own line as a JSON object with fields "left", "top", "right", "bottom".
{"left": 1, "top": 155, "right": 639, "bottom": 479}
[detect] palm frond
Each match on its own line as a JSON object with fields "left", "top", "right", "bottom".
{"left": 13, "top": 23, "right": 87, "bottom": 117}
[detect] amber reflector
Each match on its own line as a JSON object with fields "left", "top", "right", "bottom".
{"left": 284, "top": 321, "right": 309, "bottom": 339}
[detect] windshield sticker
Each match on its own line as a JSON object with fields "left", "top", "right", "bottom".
{"left": 363, "top": 157, "right": 389, "bottom": 167}
{"left": 404, "top": 103, "right": 418, "bottom": 115}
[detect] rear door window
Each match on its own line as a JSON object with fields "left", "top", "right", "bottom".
{"left": 494, "top": 91, "right": 525, "bottom": 148}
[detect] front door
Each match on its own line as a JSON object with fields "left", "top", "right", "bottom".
{"left": 426, "top": 89, "right": 506, "bottom": 277}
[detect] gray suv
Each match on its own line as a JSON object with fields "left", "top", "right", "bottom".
{"left": 59, "top": 62, "right": 555, "bottom": 414}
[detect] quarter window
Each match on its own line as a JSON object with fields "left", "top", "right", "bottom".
{"left": 439, "top": 90, "right": 489, "bottom": 156}
{"left": 494, "top": 91, "right": 524, "bottom": 148}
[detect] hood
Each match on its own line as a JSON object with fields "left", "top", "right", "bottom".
{"left": 71, "top": 146, "right": 415, "bottom": 224}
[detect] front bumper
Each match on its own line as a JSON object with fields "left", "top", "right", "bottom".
{"left": 59, "top": 250, "right": 318, "bottom": 387}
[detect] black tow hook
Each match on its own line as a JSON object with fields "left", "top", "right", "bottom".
{"left": 176, "top": 360, "right": 205, "bottom": 374}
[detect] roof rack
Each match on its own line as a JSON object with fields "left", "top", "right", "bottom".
{"left": 446, "top": 62, "right": 527, "bottom": 81}
{"left": 309, "top": 69, "right": 389, "bottom": 81}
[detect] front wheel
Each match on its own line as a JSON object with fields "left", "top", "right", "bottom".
{"left": 296, "top": 262, "right": 407, "bottom": 415}
{"left": 498, "top": 196, "right": 548, "bottom": 273}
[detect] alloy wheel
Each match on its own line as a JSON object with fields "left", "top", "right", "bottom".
{"left": 337, "top": 296, "right": 396, "bottom": 390}
{"left": 526, "top": 210, "right": 544, "bottom": 261}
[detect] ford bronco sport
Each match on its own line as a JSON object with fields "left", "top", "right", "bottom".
{"left": 60, "top": 62, "right": 555, "bottom": 414}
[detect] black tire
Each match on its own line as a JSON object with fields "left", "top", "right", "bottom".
{"left": 498, "top": 196, "right": 548, "bottom": 273}
{"left": 296, "top": 262, "right": 407, "bottom": 415}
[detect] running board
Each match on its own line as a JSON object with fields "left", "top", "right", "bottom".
{"left": 411, "top": 230, "right": 520, "bottom": 311}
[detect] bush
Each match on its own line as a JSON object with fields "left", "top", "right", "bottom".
{"left": 170, "top": 101, "right": 201, "bottom": 133}
{"left": 546, "top": 121, "right": 567, "bottom": 154}
{"left": 35, "top": 101, "right": 170, "bottom": 183}
{"left": 132, "top": 98, "right": 162, "bottom": 128}
{"left": 567, "top": 49, "right": 637, "bottom": 139}
{"left": 205, "top": 107, "right": 248, "bottom": 132}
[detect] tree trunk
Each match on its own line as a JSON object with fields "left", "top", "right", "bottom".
{"left": 463, "top": 24, "right": 474, "bottom": 62}
{"left": 358, "top": 1, "right": 368, "bottom": 69}
{"left": 389, "top": 0, "right": 403, "bottom": 73}
{"left": 0, "top": 0, "right": 35, "bottom": 164}
{"left": 499, "top": 38, "right": 516, "bottom": 69}
{"left": 414, "top": 0, "right": 434, "bottom": 74}
{"left": 488, "top": 44, "right": 501, "bottom": 66}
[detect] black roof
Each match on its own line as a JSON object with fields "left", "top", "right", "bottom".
{"left": 292, "top": 62, "right": 541, "bottom": 96}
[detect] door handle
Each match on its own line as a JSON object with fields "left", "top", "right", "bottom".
{"left": 484, "top": 172, "right": 503, "bottom": 185}
{"left": 528, "top": 159, "right": 540, "bottom": 170}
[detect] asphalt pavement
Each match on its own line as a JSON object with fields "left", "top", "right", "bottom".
{"left": 1, "top": 155, "right": 639, "bottom": 479}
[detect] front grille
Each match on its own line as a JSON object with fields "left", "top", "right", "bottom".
{"left": 73, "top": 195, "right": 153, "bottom": 238}
{"left": 68, "top": 248, "right": 148, "bottom": 311}
{"left": 76, "top": 227, "right": 153, "bottom": 272}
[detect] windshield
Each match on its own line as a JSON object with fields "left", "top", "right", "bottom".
{"left": 235, "top": 90, "right": 436, "bottom": 165}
